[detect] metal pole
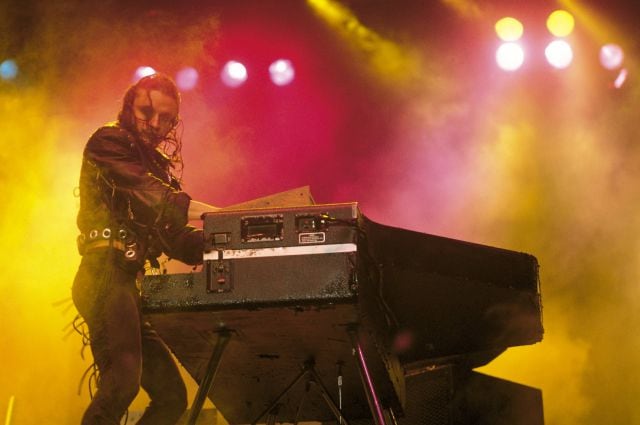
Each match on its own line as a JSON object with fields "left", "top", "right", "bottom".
{"left": 347, "top": 327, "right": 388, "bottom": 425}
{"left": 187, "top": 329, "right": 231, "bottom": 425}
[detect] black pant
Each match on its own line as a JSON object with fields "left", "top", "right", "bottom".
{"left": 73, "top": 249, "right": 187, "bottom": 425}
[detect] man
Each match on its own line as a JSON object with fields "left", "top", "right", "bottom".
{"left": 72, "top": 73, "right": 217, "bottom": 424}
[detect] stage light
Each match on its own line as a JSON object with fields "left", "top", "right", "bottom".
{"left": 496, "top": 42, "right": 525, "bottom": 72}
{"left": 221, "top": 60, "right": 248, "bottom": 88}
{"left": 599, "top": 44, "right": 624, "bottom": 70}
{"left": 176, "top": 67, "right": 199, "bottom": 91}
{"left": 545, "top": 40, "right": 573, "bottom": 69}
{"left": 134, "top": 66, "right": 156, "bottom": 81}
{"left": 614, "top": 68, "right": 627, "bottom": 89}
{"left": 0, "top": 59, "right": 18, "bottom": 80}
{"left": 269, "top": 59, "right": 295, "bottom": 86}
{"left": 546, "top": 10, "right": 575, "bottom": 37}
{"left": 495, "top": 17, "right": 524, "bottom": 42}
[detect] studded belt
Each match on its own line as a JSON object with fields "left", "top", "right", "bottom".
{"left": 78, "top": 227, "right": 139, "bottom": 260}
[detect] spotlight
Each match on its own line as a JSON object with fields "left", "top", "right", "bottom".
{"left": 599, "top": 44, "right": 624, "bottom": 70}
{"left": 269, "top": 59, "right": 295, "bottom": 86}
{"left": 545, "top": 40, "right": 573, "bottom": 69}
{"left": 613, "top": 68, "right": 627, "bottom": 89}
{"left": 0, "top": 59, "right": 18, "bottom": 80}
{"left": 496, "top": 42, "right": 525, "bottom": 72}
{"left": 495, "top": 17, "right": 524, "bottom": 42}
{"left": 134, "top": 66, "right": 157, "bottom": 81}
{"left": 546, "top": 10, "right": 575, "bottom": 38}
{"left": 176, "top": 67, "right": 199, "bottom": 91}
{"left": 221, "top": 60, "right": 248, "bottom": 88}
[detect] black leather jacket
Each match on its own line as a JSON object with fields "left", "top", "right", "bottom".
{"left": 77, "top": 123, "right": 202, "bottom": 266}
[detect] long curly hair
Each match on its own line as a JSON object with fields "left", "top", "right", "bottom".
{"left": 117, "top": 73, "right": 184, "bottom": 178}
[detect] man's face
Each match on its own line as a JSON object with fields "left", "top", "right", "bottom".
{"left": 132, "top": 88, "right": 179, "bottom": 146}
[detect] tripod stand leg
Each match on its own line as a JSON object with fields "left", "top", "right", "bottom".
{"left": 384, "top": 406, "right": 399, "bottom": 425}
{"left": 292, "top": 379, "right": 312, "bottom": 425}
{"left": 251, "top": 365, "right": 308, "bottom": 425}
{"left": 252, "top": 358, "right": 351, "bottom": 425}
{"left": 187, "top": 328, "right": 232, "bottom": 425}
{"left": 306, "top": 367, "right": 351, "bottom": 425}
{"left": 347, "top": 326, "right": 388, "bottom": 425}
{"left": 265, "top": 407, "right": 279, "bottom": 425}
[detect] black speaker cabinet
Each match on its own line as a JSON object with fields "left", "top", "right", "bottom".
{"left": 321, "top": 368, "right": 544, "bottom": 425}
